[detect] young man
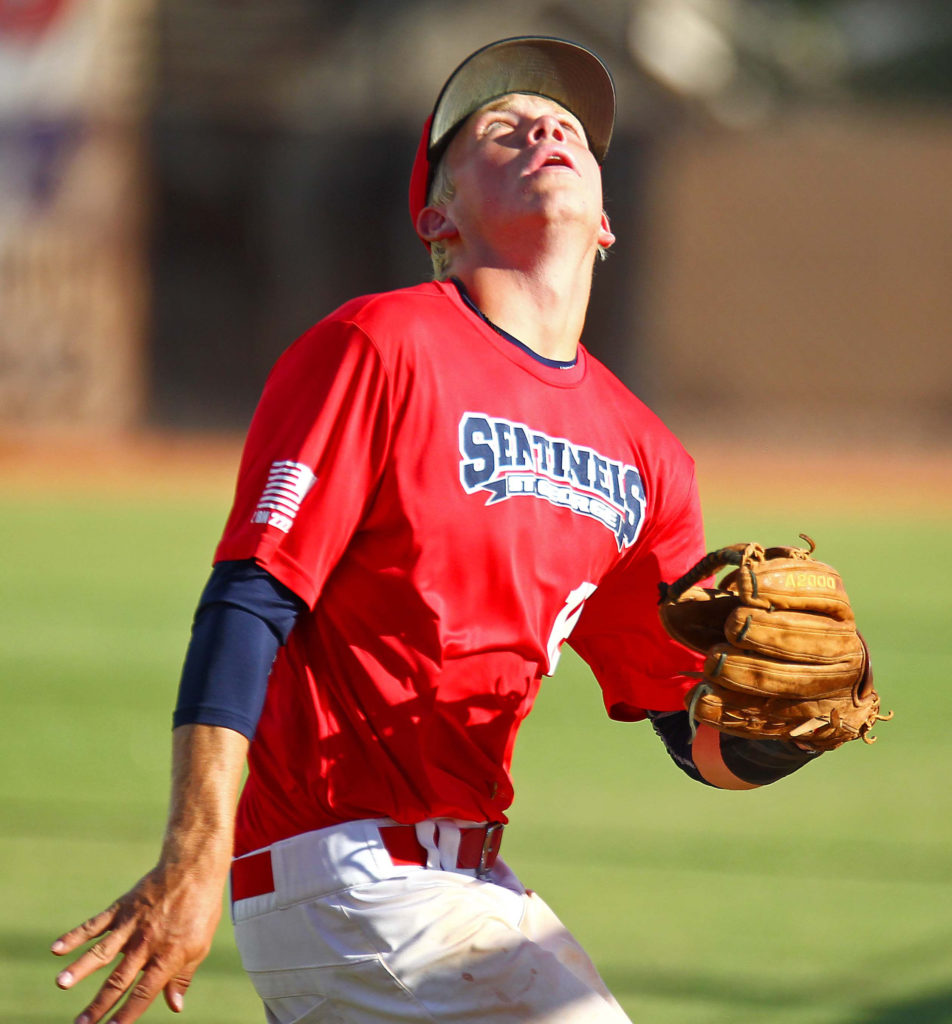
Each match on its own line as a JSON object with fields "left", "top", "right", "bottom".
{"left": 53, "top": 37, "right": 817, "bottom": 1023}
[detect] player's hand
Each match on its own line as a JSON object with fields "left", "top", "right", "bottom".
{"left": 51, "top": 861, "right": 225, "bottom": 1023}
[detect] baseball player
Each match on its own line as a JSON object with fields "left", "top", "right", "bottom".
{"left": 53, "top": 37, "right": 830, "bottom": 1023}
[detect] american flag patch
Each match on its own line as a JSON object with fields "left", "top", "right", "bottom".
{"left": 252, "top": 460, "right": 317, "bottom": 533}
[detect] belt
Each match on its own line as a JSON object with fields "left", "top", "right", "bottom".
{"left": 231, "top": 821, "right": 504, "bottom": 902}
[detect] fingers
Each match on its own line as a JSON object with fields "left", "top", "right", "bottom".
{"left": 52, "top": 904, "right": 121, "bottom": 957}
{"left": 82, "top": 960, "right": 167, "bottom": 1024}
{"left": 54, "top": 916, "right": 138, "bottom": 991}
{"left": 163, "top": 970, "right": 194, "bottom": 1014}
{"left": 69, "top": 944, "right": 152, "bottom": 1024}
{"left": 98, "top": 959, "right": 198, "bottom": 1023}
{"left": 59, "top": 949, "right": 191, "bottom": 1024}
{"left": 51, "top": 902, "right": 154, "bottom": 1023}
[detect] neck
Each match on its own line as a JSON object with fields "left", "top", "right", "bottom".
{"left": 451, "top": 242, "right": 597, "bottom": 362}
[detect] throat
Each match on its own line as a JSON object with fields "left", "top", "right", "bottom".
{"left": 451, "top": 278, "right": 577, "bottom": 369}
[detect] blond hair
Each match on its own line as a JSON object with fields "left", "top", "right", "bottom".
{"left": 426, "top": 157, "right": 456, "bottom": 280}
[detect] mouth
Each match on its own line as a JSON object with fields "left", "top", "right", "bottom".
{"left": 528, "top": 147, "right": 578, "bottom": 175}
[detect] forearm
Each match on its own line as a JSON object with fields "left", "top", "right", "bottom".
{"left": 160, "top": 723, "right": 249, "bottom": 882}
{"left": 51, "top": 565, "right": 296, "bottom": 1020}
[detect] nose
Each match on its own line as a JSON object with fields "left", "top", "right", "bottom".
{"left": 527, "top": 114, "right": 565, "bottom": 146}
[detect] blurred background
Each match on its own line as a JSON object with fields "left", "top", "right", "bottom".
{"left": 2, "top": 0, "right": 951, "bottom": 450}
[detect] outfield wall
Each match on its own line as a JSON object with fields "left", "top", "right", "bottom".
{"left": 634, "top": 111, "right": 952, "bottom": 451}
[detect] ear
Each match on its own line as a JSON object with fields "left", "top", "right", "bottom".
{"left": 597, "top": 210, "right": 616, "bottom": 250}
{"left": 416, "top": 205, "right": 459, "bottom": 245}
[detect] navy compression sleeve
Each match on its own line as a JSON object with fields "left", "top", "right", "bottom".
{"left": 172, "top": 560, "right": 306, "bottom": 740}
{"left": 647, "top": 710, "right": 818, "bottom": 788}
{"left": 647, "top": 710, "right": 709, "bottom": 785}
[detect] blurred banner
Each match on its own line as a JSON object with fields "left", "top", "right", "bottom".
{"left": 0, "top": 0, "right": 153, "bottom": 429}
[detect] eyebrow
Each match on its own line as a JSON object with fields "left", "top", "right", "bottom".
{"left": 481, "top": 98, "right": 519, "bottom": 113}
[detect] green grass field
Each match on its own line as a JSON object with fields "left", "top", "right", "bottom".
{"left": 3, "top": 470, "right": 950, "bottom": 1023}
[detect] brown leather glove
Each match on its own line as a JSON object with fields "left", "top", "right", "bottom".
{"left": 658, "top": 536, "right": 892, "bottom": 752}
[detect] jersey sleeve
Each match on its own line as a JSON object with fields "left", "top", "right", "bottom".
{"left": 568, "top": 466, "right": 707, "bottom": 720}
{"left": 214, "top": 318, "right": 391, "bottom": 607}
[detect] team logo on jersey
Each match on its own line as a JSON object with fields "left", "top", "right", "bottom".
{"left": 252, "top": 460, "right": 317, "bottom": 533}
{"left": 458, "top": 413, "right": 646, "bottom": 550}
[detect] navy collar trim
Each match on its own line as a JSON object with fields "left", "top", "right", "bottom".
{"left": 450, "top": 278, "right": 578, "bottom": 370}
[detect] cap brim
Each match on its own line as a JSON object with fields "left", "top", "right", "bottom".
{"left": 429, "top": 36, "right": 615, "bottom": 164}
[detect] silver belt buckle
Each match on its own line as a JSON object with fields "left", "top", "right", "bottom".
{"left": 477, "top": 822, "right": 503, "bottom": 879}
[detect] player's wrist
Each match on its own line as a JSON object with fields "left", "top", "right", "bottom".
{"left": 156, "top": 827, "right": 235, "bottom": 893}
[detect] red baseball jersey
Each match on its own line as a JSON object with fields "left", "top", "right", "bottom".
{"left": 215, "top": 280, "right": 705, "bottom": 856}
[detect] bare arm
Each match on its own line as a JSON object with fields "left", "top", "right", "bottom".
{"left": 52, "top": 724, "right": 248, "bottom": 1023}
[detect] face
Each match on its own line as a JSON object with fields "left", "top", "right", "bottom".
{"left": 423, "top": 92, "right": 614, "bottom": 254}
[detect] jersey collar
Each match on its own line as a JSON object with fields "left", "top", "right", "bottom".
{"left": 449, "top": 277, "right": 581, "bottom": 373}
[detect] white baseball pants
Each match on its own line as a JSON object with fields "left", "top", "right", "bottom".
{"left": 231, "top": 819, "right": 632, "bottom": 1023}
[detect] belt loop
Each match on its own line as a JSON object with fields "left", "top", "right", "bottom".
{"left": 435, "top": 820, "right": 463, "bottom": 871}
{"left": 477, "top": 822, "right": 504, "bottom": 879}
{"left": 413, "top": 820, "right": 443, "bottom": 870}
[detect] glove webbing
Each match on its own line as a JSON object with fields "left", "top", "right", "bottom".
{"left": 657, "top": 545, "right": 748, "bottom": 604}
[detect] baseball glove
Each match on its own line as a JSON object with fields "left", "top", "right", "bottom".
{"left": 658, "top": 535, "right": 892, "bottom": 752}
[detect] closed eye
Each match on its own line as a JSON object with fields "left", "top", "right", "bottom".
{"left": 481, "top": 117, "right": 516, "bottom": 136}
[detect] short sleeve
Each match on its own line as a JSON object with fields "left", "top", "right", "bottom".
{"left": 569, "top": 468, "right": 707, "bottom": 720}
{"left": 214, "top": 318, "right": 391, "bottom": 606}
